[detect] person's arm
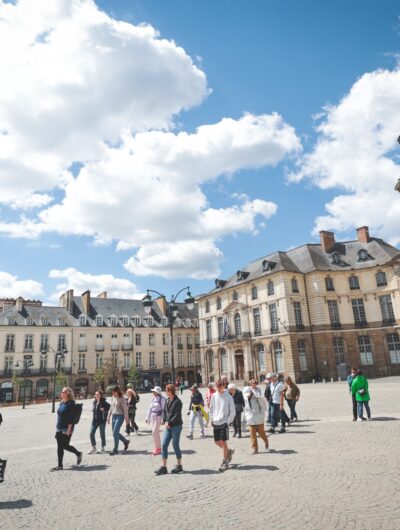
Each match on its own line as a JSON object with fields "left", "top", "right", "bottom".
{"left": 120, "top": 397, "right": 129, "bottom": 424}
{"left": 228, "top": 394, "right": 236, "bottom": 424}
{"left": 167, "top": 399, "right": 182, "bottom": 427}
{"left": 279, "top": 386, "right": 284, "bottom": 410}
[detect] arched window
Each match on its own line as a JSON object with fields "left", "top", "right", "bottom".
{"left": 273, "top": 341, "right": 283, "bottom": 372}
{"left": 36, "top": 379, "right": 49, "bottom": 398}
{"left": 234, "top": 313, "right": 242, "bottom": 337}
{"left": 220, "top": 348, "right": 227, "bottom": 373}
{"left": 257, "top": 343, "right": 265, "bottom": 371}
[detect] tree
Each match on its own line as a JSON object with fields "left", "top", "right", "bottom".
{"left": 92, "top": 367, "right": 106, "bottom": 390}
{"left": 127, "top": 365, "right": 141, "bottom": 388}
{"left": 12, "top": 373, "right": 22, "bottom": 402}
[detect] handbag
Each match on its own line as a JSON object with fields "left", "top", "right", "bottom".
{"left": 358, "top": 387, "right": 366, "bottom": 396}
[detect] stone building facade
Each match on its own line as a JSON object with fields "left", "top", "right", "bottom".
{"left": 197, "top": 227, "right": 400, "bottom": 383}
{"left": 0, "top": 291, "right": 200, "bottom": 402}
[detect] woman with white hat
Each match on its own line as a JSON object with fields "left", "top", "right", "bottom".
{"left": 146, "top": 386, "right": 166, "bottom": 455}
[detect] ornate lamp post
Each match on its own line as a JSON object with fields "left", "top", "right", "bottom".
{"left": 41, "top": 346, "right": 68, "bottom": 413}
{"left": 143, "top": 287, "right": 195, "bottom": 385}
{"left": 14, "top": 358, "right": 34, "bottom": 409}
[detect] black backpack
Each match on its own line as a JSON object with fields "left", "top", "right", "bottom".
{"left": 71, "top": 403, "right": 83, "bottom": 424}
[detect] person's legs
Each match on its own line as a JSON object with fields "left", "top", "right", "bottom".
{"left": 352, "top": 394, "right": 357, "bottom": 420}
{"left": 364, "top": 401, "right": 371, "bottom": 419}
{"left": 220, "top": 440, "right": 228, "bottom": 461}
{"left": 249, "top": 425, "right": 258, "bottom": 451}
{"left": 267, "top": 401, "right": 272, "bottom": 423}
{"left": 197, "top": 411, "right": 205, "bottom": 435}
{"left": 232, "top": 411, "right": 239, "bottom": 435}
{"left": 112, "top": 414, "right": 124, "bottom": 450}
{"left": 270, "top": 404, "right": 279, "bottom": 431}
{"left": 56, "top": 432, "right": 64, "bottom": 467}
{"left": 61, "top": 433, "right": 80, "bottom": 458}
{"left": 286, "top": 399, "right": 296, "bottom": 420}
{"left": 357, "top": 401, "right": 364, "bottom": 419}
{"left": 188, "top": 410, "right": 195, "bottom": 435}
{"left": 152, "top": 416, "right": 162, "bottom": 450}
{"left": 131, "top": 410, "right": 138, "bottom": 431}
{"left": 161, "top": 426, "right": 172, "bottom": 461}
{"left": 99, "top": 423, "right": 106, "bottom": 448}
{"left": 171, "top": 425, "right": 182, "bottom": 462}
{"left": 257, "top": 423, "right": 269, "bottom": 448}
{"left": 90, "top": 424, "right": 97, "bottom": 447}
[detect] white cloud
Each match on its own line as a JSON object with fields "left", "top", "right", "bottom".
{"left": 292, "top": 65, "right": 400, "bottom": 245}
{"left": 0, "top": 271, "right": 44, "bottom": 298}
{"left": 0, "top": 0, "right": 208, "bottom": 207}
{"left": 49, "top": 267, "right": 142, "bottom": 301}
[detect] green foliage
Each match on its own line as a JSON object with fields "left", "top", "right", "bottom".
{"left": 127, "top": 365, "right": 141, "bottom": 387}
{"left": 92, "top": 367, "right": 106, "bottom": 388}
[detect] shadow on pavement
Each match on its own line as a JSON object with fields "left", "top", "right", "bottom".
{"left": 181, "top": 449, "right": 196, "bottom": 455}
{"left": 369, "top": 417, "right": 399, "bottom": 421}
{"left": 185, "top": 469, "right": 220, "bottom": 475}
{"left": 231, "top": 464, "right": 279, "bottom": 471}
{"left": 68, "top": 465, "right": 109, "bottom": 471}
{"left": 268, "top": 449, "right": 297, "bottom": 455}
{"left": 286, "top": 430, "right": 315, "bottom": 434}
{"left": 119, "top": 450, "right": 149, "bottom": 455}
{"left": 0, "top": 499, "right": 33, "bottom": 510}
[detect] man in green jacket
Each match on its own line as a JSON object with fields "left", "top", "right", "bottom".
{"left": 351, "top": 369, "right": 372, "bottom": 421}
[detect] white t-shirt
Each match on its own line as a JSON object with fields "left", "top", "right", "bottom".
{"left": 209, "top": 390, "right": 235, "bottom": 426}
{"left": 270, "top": 382, "right": 283, "bottom": 404}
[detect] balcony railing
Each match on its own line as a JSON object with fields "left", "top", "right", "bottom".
{"left": 122, "top": 343, "right": 133, "bottom": 351}
{"left": 206, "top": 337, "right": 212, "bottom": 344}
{"left": 149, "top": 364, "right": 157, "bottom": 369}
{"left": 78, "top": 345, "right": 87, "bottom": 352}
{"left": 177, "top": 343, "right": 184, "bottom": 349}
{"left": 4, "top": 347, "right": 15, "bottom": 353}
{"left": 195, "top": 342, "right": 200, "bottom": 348}
{"left": 111, "top": 344, "right": 119, "bottom": 351}
{"left": 78, "top": 368, "right": 87, "bottom": 373}
{"left": 95, "top": 344, "right": 105, "bottom": 351}
{"left": 270, "top": 327, "right": 279, "bottom": 334}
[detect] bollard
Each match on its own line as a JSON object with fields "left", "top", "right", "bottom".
{"left": 312, "top": 379, "right": 315, "bottom": 384}
{"left": 331, "top": 377, "right": 334, "bottom": 383}
{"left": 323, "top": 378, "right": 326, "bottom": 383}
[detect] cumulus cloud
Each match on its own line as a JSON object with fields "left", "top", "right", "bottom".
{"left": 0, "top": 0, "right": 208, "bottom": 206}
{"left": 49, "top": 267, "right": 142, "bottom": 301}
{"left": 0, "top": 271, "right": 44, "bottom": 298}
{"left": 292, "top": 66, "right": 400, "bottom": 245}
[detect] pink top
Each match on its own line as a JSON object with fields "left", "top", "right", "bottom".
{"left": 205, "top": 388, "right": 216, "bottom": 408}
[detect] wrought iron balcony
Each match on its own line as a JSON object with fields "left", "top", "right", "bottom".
{"left": 111, "top": 344, "right": 120, "bottom": 351}
{"left": 122, "top": 343, "right": 133, "bottom": 351}
{"left": 95, "top": 344, "right": 105, "bottom": 351}
{"left": 78, "top": 345, "right": 87, "bottom": 352}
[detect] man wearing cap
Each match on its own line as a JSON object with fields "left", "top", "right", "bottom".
{"left": 228, "top": 384, "right": 245, "bottom": 438}
{"left": 209, "top": 379, "right": 236, "bottom": 471}
{"left": 187, "top": 385, "right": 206, "bottom": 439}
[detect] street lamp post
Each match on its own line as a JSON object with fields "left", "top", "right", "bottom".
{"left": 14, "top": 359, "right": 34, "bottom": 409}
{"left": 143, "top": 287, "right": 195, "bottom": 385}
{"left": 41, "top": 346, "right": 68, "bottom": 413}
{"left": 396, "top": 136, "right": 400, "bottom": 193}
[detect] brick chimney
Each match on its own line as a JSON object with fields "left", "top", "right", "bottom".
{"left": 356, "top": 226, "right": 370, "bottom": 244}
{"left": 81, "top": 290, "right": 91, "bottom": 315}
{"left": 59, "top": 289, "right": 74, "bottom": 314}
{"left": 97, "top": 292, "right": 108, "bottom": 299}
{"left": 155, "top": 296, "right": 167, "bottom": 316}
{"left": 319, "top": 230, "right": 336, "bottom": 252}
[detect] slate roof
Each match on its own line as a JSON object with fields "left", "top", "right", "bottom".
{"left": 203, "top": 237, "right": 400, "bottom": 295}
{"left": 0, "top": 305, "right": 75, "bottom": 326}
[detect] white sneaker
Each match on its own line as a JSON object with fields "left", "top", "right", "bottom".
{"left": 98, "top": 447, "right": 106, "bottom": 453}
{"left": 87, "top": 447, "right": 97, "bottom": 454}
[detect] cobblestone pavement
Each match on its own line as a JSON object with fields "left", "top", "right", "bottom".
{"left": 1, "top": 377, "right": 400, "bottom": 530}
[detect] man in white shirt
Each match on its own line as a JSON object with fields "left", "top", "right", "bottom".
{"left": 209, "top": 379, "right": 236, "bottom": 471}
{"left": 268, "top": 373, "right": 286, "bottom": 433}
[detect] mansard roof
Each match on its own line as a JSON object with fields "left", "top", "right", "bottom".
{"left": 0, "top": 305, "right": 75, "bottom": 326}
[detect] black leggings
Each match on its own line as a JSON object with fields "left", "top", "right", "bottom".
{"left": 129, "top": 411, "right": 138, "bottom": 431}
{"left": 56, "top": 432, "right": 80, "bottom": 467}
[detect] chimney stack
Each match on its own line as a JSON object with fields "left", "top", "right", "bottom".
{"left": 319, "top": 230, "right": 336, "bottom": 252}
{"left": 81, "top": 290, "right": 91, "bottom": 315}
{"left": 97, "top": 292, "right": 108, "bottom": 299}
{"left": 356, "top": 226, "right": 370, "bottom": 244}
{"left": 16, "top": 297, "right": 24, "bottom": 312}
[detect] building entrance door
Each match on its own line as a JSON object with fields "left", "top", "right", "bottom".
{"left": 235, "top": 355, "right": 245, "bottom": 380}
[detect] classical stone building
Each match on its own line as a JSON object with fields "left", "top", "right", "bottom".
{"left": 0, "top": 291, "right": 200, "bottom": 402}
{"left": 197, "top": 227, "right": 400, "bottom": 383}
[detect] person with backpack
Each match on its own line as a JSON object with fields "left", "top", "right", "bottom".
{"left": 126, "top": 388, "right": 140, "bottom": 434}
{"left": 107, "top": 386, "right": 130, "bottom": 455}
{"left": 351, "top": 369, "right": 372, "bottom": 421}
{"left": 88, "top": 389, "right": 110, "bottom": 454}
{"left": 51, "top": 387, "right": 82, "bottom": 471}
{"left": 146, "top": 386, "right": 166, "bottom": 455}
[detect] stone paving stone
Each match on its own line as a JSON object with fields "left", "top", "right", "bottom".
{"left": 0, "top": 378, "right": 399, "bottom": 530}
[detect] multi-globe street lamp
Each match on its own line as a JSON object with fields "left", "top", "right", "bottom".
{"left": 14, "top": 358, "right": 34, "bottom": 409}
{"left": 40, "top": 346, "right": 68, "bottom": 413}
{"left": 143, "top": 287, "right": 195, "bottom": 385}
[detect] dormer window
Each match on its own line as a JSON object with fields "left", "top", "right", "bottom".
{"left": 191, "top": 318, "right": 198, "bottom": 327}
{"left": 262, "top": 260, "right": 276, "bottom": 272}
{"left": 121, "top": 315, "right": 130, "bottom": 327}
{"left": 132, "top": 316, "right": 141, "bottom": 326}
{"left": 95, "top": 315, "right": 103, "bottom": 326}
{"left": 25, "top": 317, "right": 34, "bottom": 326}
{"left": 41, "top": 316, "right": 49, "bottom": 326}
{"left": 186, "top": 318, "right": 191, "bottom": 327}
{"left": 236, "top": 270, "right": 249, "bottom": 281}
{"left": 79, "top": 315, "right": 87, "bottom": 326}
{"left": 357, "top": 249, "right": 369, "bottom": 262}
{"left": 174, "top": 318, "right": 182, "bottom": 327}
{"left": 330, "top": 252, "right": 341, "bottom": 266}
{"left": 109, "top": 315, "right": 118, "bottom": 327}
{"left": 7, "top": 316, "right": 16, "bottom": 325}
{"left": 57, "top": 317, "right": 66, "bottom": 326}
{"left": 215, "top": 279, "right": 227, "bottom": 289}
{"left": 160, "top": 317, "right": 168, "bottom": 327}
{"left": 144, "top": 316, "right": 153, "bottom": 327}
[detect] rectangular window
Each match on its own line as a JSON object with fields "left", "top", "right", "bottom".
{"left": 257, "top": 345, "right": 265, "bottom": 371}
{"left": 4, "top": 356, "right": 13, "bottom": 374}
{"left": 163, "top": 333, "right": 169, "bottom": 345}
{"left": 358, "top": 336, "right": 373, "bottom": 365}
{"left": 149, "top": 351, "right": 155, "bottom": 367}
{"left": 206, "top": 320, "right": 212, "bottom": 343}
{"left": 163, "top": 351, "right": 169, "bottom": 367}
{"left": 5, "top": 334, "right": 15, "bottom": 352}
{"left": 293, "top": 302, "right": 303, "bottom": 328}
{"left": 325, "top": 277, "right": 335, "bottom": 291}
{"left": 327, "top": 300, "right": 341, "bottom": 327}
{"left": 333, "top": 337, "right": 345, "bottom": 365}
{"left": 24, "top": 334, "right": 33, "bottom": 351}
{"left": 267, "top": 281, "right": 274, "bottom": 296}
{"left": 40, "top": 354, "right": 47, "bottom": 372}
{"left": 195, "top": 334, "right": 200, "bottom": 347}
{"left": 95, "top": 353, "right": 103, "bottom": 369}
{"left": 124, "top": 352, "right": 131, "bottom": 369}
{"left": 217, "top": 317, "right": 224, "bottom": 340}
{"left": 123, "top": 333, "right": 130, "bottom": 344}
{"left": 387, "top": 333, "right": 400, "bottom": 364}
{"left": 298, "top": 340, "right": 308, "bottom": 371}
{"left": 135, "top": 333, "right": 141, "bottom": 346}
{"left": 349, "top": 276, "right": 360, "bottom": 290}
{"left": 269, "top": 304, "right": 279, "bottom": 333}
{"left": 188, "top": 351, "right": 193, "bottom": 366}
{"left": 135, "top": 352, "right": 142, "bottom": 368}
{"left": 40, "top": 334, "right": 49, "bottom": 352}
{"left": 111, "top": 333, "right": 118, "bottom": 347}
{"left": 291, "top": 278, "right": 299, "bottom": 293}
{"left": 379, "top": 295, "right": 395, "bottom": 325}
{"left": 251, "top": 286, "right": 258, "bottom": 300}
{"left": 352, "top": 298, "right": 367, "bottom": 327}
{"left": 187, "top": 334, "right": 193, "bottom": 348}
{"left": 205, "top": 300, "right": 210, "bottom": 313}
{"left": 58, "top": 334, "right": 66, "bottom": 350}
{"left": 78, "top": 353, "right": 86, "bottom": 371}
{"left": 195, "top": 350, "right": 201, "bottom": 365}
{"left": 178, "top": 351, "right": 183, "bottom": 366}
{"left": 216, "top": 297, "right": 222, "bottom": 310}
{"left": 177, "top": 334, "right": 183, "bottom": 348}
{"left": 253, "top": 307, "right": 261, "bottom": 335}
{"left": 376, "top": 271, "right": 387, "bottom": 287}
{"left": 111, "top": 352, "right": 118, "bottom": 369}
{"left": 149, "top": 333, "right": 155, "bottom": 346}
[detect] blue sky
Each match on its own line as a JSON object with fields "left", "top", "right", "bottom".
{"left": 0, "top": 0, "right": 399, "bottom": 303}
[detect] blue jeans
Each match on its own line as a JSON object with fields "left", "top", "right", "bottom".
{"left": 357, "top": 401, "right": 371, "bottom": 419}
{"left": 90, "top": 422, "right": 106, "bottom": 447}
{"left": 271, "top": 403, "right": 286, "bottom": 430}
{"left": 112, "top": 415, "right": 127, "bottom": 450}
{"left": 162, "top": 425, "right": 182, "bottom": 460}
{"left": 286, "top": 399, "right": 298, "bottom": 420}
